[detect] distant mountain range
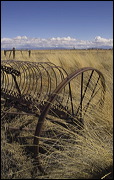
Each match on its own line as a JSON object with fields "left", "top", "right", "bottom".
{"left": 1, "top": 46, "right": 113, "bottom": 50}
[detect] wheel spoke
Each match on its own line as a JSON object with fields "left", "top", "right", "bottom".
{"left": 68, "top": 82, "right": 75, "bottom": 116}
{"left": 1, "top": 60, "right": 106, "bottom": 173}
{"left": 83, "top": 74, "right": 100, "bottom": 116}
{"left": 80, "top": 72, "right": 83, "bottom": 119}
{"left": 75, "top": 70, "right": 94, "bottom": 117}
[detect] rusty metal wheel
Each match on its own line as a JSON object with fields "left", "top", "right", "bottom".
{"left": 33, "top": 67, "right": 106, "bottom": 173}
{"left": 1, "top": 61, "right": 106, "bottom": 174}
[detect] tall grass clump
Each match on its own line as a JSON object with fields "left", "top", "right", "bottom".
{"left": 1, "top": 49, "right": 113, "bottom": 179}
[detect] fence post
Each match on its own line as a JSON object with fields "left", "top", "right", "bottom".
{"left": 28, "top": 50, "right": 31, "bottom": 57}
{"left": 4, "top": 50, "right": 6, "bottom": 56}
{"left": 12, "top": 47, "right": 15, "bottom": 59}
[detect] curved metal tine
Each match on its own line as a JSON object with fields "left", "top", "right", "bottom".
{"left": 47, "top": 66, "right": 57, "bottom": 96}
{"left": 2, "top": 61, "right": 20, "bottom": 98}
{"left": 1, "top": 70, "right": 6, "bottom": 91}
{"left": 41, "top": 61, "right": 69, "bottom": 77}
{"left": 25, "top": 63, "right": 34, "bottom": 94}
{"left": 33, "top": 62, "right": 44, "bottom": 100}
{"left": 47, "top": 64, "right": 67, "bottom": 104}
{"left": 83, "top": 74, "right": 101, "bottom": 116}
{"left": 2, "top": 61, "right": 25, "bottom": 99}
{"left": 4, "top": 72, "right": 8, "bottom": 93}
{"left": 20, "top": 62, "right": 34, "bottom": 96}
{"left": 26, "top": 62, "right": 38, "bottom": 98}
{"left": 12, "top": 74, "right": 21, "bottom": 95}
{"left": 41, "top": 63, "right": 52, "bottom": 101}
{"left": 6, "top": 61, "right": 21, "bottom": 95}
{"left": 38, "top": 63, "right": 52, "bottom": 101}
{"left": 75, "top": 70, "right": 94, "bottom": 117}
{"left": 36, "top": 68, "right": 43, "bottom": 101}
{"left": 44, "top": 62, "right": 68, "bottom": 103}
{"left": 5, "top": 61, "right": 21, "bottom": 96}
{"left": 6, "top": 67, "right": 14, "bottom": 95}
{"left": 14, "top": 61, "right": 28, "bottom": 98}
{"left": 33, "top": 62, "right": 56, "bottom": 103}
{"left": 2, "top": 70, "right": 7, "bottom": 93}
{"left": 57, "top": 68, "right": 67, "bottom": 103}
{"left": 45, "top": 63, "right": 58, "bottom": 88}
{"left": 13, "top": 61, "right": 25, "bottom": 95}
{"left": 34, "top": 62, "right": 55, "bottom": 100}
{"left": 31, "top": 63, "right": 42, "bottom": 100}
{"left": 42, "top": 63, "right": 67, "bottom": 105}
{"left": 30, "top": 63, "right": 48, "bottom": 104}
{"left": 16, "top": 61, "right": 31, "bottom": 75}
{"left": 10, "top": 61, "right": 24, "bottom": 96}
{"left": 24, "top": 62, "right": 42, "bottom": 101}
{"left": 1, "top": 62, "right": 10, "bottom": 92}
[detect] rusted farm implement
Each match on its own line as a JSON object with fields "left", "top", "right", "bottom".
{"left": 1, "top": 60, "right": 106, "bottom": 173}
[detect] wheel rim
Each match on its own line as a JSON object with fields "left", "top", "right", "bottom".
{"left": 33, "top": 67, "right": 106, "bottom": 172}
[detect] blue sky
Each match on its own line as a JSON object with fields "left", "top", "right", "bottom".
{"left": 1, "top": 1, "right": 113, "bottom": 49}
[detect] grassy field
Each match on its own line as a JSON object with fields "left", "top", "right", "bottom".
{"left": 1, "top": 49, "right": 113, "bottom": 179}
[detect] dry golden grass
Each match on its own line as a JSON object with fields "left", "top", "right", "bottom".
{"left": 1, "top": 49, "right": 113, "bottom": 179}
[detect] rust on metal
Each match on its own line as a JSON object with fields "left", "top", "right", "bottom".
{"left": 33, "top": 67, "right": 106, "bottom": 170}
{"left": 1, "top": 60, "right": 106, "bottom": 173}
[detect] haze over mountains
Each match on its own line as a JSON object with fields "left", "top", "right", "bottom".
{"left": 1, "top": 36, "right": 113, "bottom": 50}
